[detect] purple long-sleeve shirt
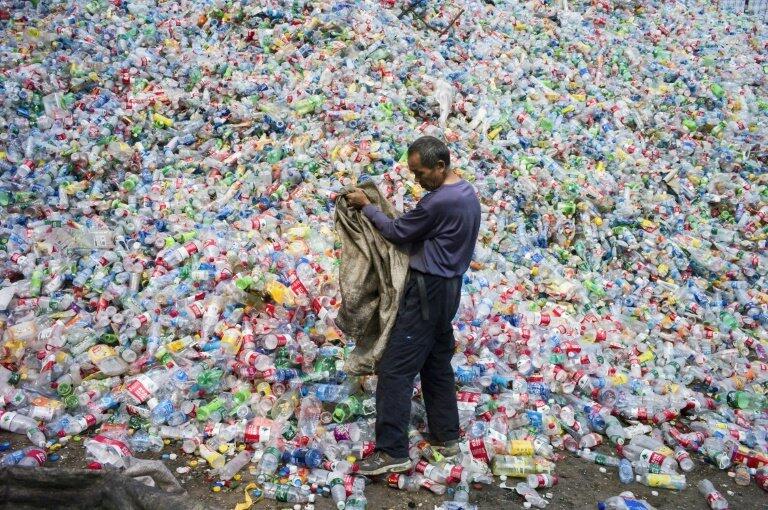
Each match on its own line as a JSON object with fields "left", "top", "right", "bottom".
{"left": 362, "top": 179, "right": 481, "bottom": 278}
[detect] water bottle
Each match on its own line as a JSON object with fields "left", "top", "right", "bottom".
{"left": 256, "top": 445, "right": 283, "bottom": 482}
{"left": 618, "top": 459, "right": 634, "bottom": 484}
{"left": 635, "top": 473, "right": 687, "bottom": 491}
{"left": 0, "top": 410, "right": 38, "bottom": 434}
{"left": 260, "top": 483, "right": 310, "bottom": 503}
{"left": 697, "top": 479, "right": 729, "bottom": 510}
{"left": 515, "top": 482, "right": 547, "bottom": 509}
{"left": 597, "top": 496, "right": 657, "bottom": 510}
{"left": 218, "top": 449, "right": 252, "bottom": 481}
{"left": 328, "top": 475, "right": 347, "bottom": 510}
{"left": 526, "top": 473, "right": 558, "bottom": 488}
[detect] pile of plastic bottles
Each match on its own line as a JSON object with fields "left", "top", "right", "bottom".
{"left": 0, "top": 0, "right": 767, "bottom": 508}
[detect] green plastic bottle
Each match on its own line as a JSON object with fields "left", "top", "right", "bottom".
{"left": 726, "top": 391, "right": 765, "bottom": 411}
{"left": 332, "top": 395, "right": 362, "bottom": 423}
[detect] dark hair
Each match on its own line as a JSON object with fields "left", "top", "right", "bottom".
{"left": 407, "top": 136, "right": 450, "bottom": 170}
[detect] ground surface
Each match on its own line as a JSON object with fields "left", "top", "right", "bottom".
{"left": 2, "top": 432, "right": 767, "bottom": 509}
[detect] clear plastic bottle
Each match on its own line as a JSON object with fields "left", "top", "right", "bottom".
{"left": 218, "top": 449, "right": 252, "bottom": 481}
{"left": 526, "top": 473, "right": 558, "bottom": 488}
{"left": 618, "top": 459, "right": 634, "bottom": 484}
{"left": 256, "top": 444, "right": 282, "bottom": 482}
{"left": 260, "top": 483, "right": 310, "bottom": 504}
{"left": 697, "top": 479, "right": 729, "bottom": 510}
{"left": 635, "top": 473, "right": 687, "bottom": 491}
{"left": 515, "top": 482, "right": 548, "bottom": 509}
{"left": 328, "top": 475, "right": 347, "bottom": 510}
{"left": 597, "top": 496, "right": 657, "bottom": 510}
{"left": 0, "top": 410, "right": 38, "bottom": 434}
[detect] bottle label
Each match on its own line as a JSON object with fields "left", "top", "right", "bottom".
{"left": 88, "top": 344, "right": 116, "bottom": 364}
{"left": 92, "top": 434, "right": 132, "bottom": 457}
{"left": 26, "top": 448, "right": 47, "bottom": 465}
{"left": 30, "top": 406, "right": 54, "bottom": 421}
{"left": 126, "top": 374, "right": 158, "bottom": 403}
{"left": 184, "top": 242, "right": 199, "bottom": 255}
{"left": 244, "top": 421, "right": 271, "bottom": 444}
{"left": 188, "top": 302, "right": 204, "bottom": 318}
{"left": 731, "top": 449, "right": 768, "bottom": 469}
{"left": 645, "top": 473, "right": 673, "bottom": 488}
{"left": 707, "top": 492, "right": 724, "bottom": 505}
{"left": 456, "top": 391, "right": 481, "bottom": 412}
{"left": 508, "top": 440, "right": 534, "bottom": 456}
{"left": 274, "top": 485, "right": 289, "bottom": 502}
{"left": 0, "top": 411, "right": 16, "bottom": 429}
{"left": 468, "top": 438, "right": 491, "bottom": 462}
{"left": 624, "top": 500, "right": 650, "bottom": 510}
{"left": 641, "top": 450, "right": 667, "bottom": 466}
{"left": 448, "top": 464, "right": 464, "bottom": 483}
{"left": 287, "top": 271, "right": 309, "bottom": 296}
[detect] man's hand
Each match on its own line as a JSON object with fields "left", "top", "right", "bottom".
{"left": 345, "top": 188, "right": 371, "bottom": 210}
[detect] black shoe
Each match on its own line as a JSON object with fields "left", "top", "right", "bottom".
{"left": 356, "top": 451, "right": 411, "bottom": 476}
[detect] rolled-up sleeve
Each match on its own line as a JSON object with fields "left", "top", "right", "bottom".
{"left": 362, "top": 202, "right": 435, "bottom": 245}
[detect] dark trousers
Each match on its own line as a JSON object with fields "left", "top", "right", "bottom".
{"left": 375, "top": 270, "right": 461, "bottom": 458}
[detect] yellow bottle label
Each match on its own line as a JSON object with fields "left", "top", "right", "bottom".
{"left": 167, "top": 337, "right": 191, "bottom": 353}
{"left": 221, "top": 328, "right": 242, "bottom": 354}
{"left": 88, "top": 344, "right": 116, "bottom": 364}
{"left": 637, "top": 350, "right": 655, "bottom": 364}
{"left": 646, "top": 474, "right": 672, "bottom": 488}
{"left": 508, "top": 440, "right": 535, "bottom": 456}
{"left": 610, "top": 372, "right": 629, "bottom": 385}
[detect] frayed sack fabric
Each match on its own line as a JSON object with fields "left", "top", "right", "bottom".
{"left": 334, "top": 180, "right": 410, "bottom": 376}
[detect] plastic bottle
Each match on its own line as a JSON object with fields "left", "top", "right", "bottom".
{"left": 329, "top": 475, "right": 347, "bottom": 510}
{"left": 218, "top": 449, "right": 252, "bottom": 481}
{"left": 491, "top": 455, "right": 539, "bottom": 477}
{"left": 515, "top": 482, "right": 548, "bottom": 509}
{"left": 635, "top": 473, "right": 687, "bottom": 491}
{"left": 598, "top": 496, "right": 657, "bottom": 510}
{"left": 1, "top": 446, "right": 46, "bottom": 467}
{"left": 198, "top": 444, "right": 225, "bottom": 470}
{"left": 260, "top": 482, "right": 310, "bottom": 504}
{"left": 577, "top": 449, "right": 620, "bottom": 467}
{"left": 616, "top": 444, "right": 677, "bottom": 473}
{"left": 618, "top": 459, "right": 634, "bottom": 484}
{"left": 526, "top": 473, "right": 558, "bottom": 488}
{"left": 674, "top": 447, "right": 694, "bottom": 473}
{"left": 697, "top": 479, "right": 729, "bottom": 510}
{"left": 0, "top": 410, "right": 39, "bottom": 434}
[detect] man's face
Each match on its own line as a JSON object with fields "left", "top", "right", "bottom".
{"left": 408, "top": 153, "right": 446, "bottom": 191}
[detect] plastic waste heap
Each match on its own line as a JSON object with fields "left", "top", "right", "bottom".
{"left": 0, "top": 0, "right": 767, "bottom": 508}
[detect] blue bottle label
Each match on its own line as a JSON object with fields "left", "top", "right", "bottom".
{"left": 624, "top": 499, "right": 648, "bottom": 510}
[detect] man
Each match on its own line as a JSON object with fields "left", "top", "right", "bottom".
{"left": 344, "top": 136, "right": 481, "bottom": 475}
